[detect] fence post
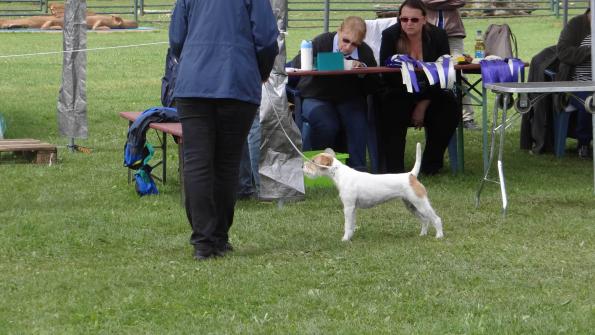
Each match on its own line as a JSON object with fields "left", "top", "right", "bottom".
{"left": 133, "top": 0, "right": 138, "bottom": 21}
{"left": 323, "top": 0, "right": 330, "bottom": 33}
{"left": 140, "top": 0, "right": 144, "bottom": 16}
{"left": 563, "top": 0, "right": 568, "bottom": 25}
{"left": 554, "top": 0, "right": 560, "bottom": 18}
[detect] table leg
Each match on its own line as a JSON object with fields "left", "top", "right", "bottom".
{"left": 127, "top": 120, "right": 132, "bottom": 184}
{"left": 454, "top": 69, "right": 465, "bottom": 174}
{"left": 457, "top": 119, "right": 464, "bottom": 174}
{"left": 482, "top": 86, "right": 488, "bottom": 174}
{"left": 593, "top": 114, "right": 595, "bottom": 195}
{"left": 476, "top": 93, "right": 502, "bottom": 207}
{"left": 498, "top": 94, "right": 510, "bottom": 215}
{"left": 178, "top": 141, "right": 185, "bottom": 206}
{"left": 162, "top": 131, "right": 167, "bottom": 184}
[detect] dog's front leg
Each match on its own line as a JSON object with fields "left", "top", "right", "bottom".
{"left": 342, "top": 204, "right": 356, "bottom": 241}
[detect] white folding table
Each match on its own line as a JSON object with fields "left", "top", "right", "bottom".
{"left": 476, "top": 81, "right": 595, "bottom": 215}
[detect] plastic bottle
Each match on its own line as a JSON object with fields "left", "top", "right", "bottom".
{"left": 0, "top": 113, "right": 6, "bottom": 139}
{"left": 300, "top": 40, "right": 313, "bottom": 70}
{"left": 474, "top": 30, "right": 485, "bottom": 59}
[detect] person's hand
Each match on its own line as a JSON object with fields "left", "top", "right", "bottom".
{"left": 411, "top": 100, "right": 430, "bottom": 129}
{"left": 351, "top": 60, "right": 364, "bottom": 68}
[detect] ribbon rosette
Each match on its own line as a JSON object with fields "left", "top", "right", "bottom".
{"left": 385, "top": 54, "right": 456, "bottom": 93}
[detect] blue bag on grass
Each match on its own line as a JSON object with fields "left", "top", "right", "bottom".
{"left": 133, "top": 143, "right": 158, "bottom": 196}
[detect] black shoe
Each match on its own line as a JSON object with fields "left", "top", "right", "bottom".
{"left": 578, "top": 144, "right": 591, "bottom": 159}
{"left": 237, "top": 192, "right": 255, "bottom": 200}
{"left": 193, "top": 247, "right": 223, "bottom": 261}
{"left": 218, "top": 242, "right": 234, "bottom": 255}
{"left": 463, "top": 120, "right": 480, "bottom": 130}
{"left": 420, "top": 166, "right": 441, "bottom": 176}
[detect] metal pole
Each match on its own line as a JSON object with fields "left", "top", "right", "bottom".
{"left": 323, "top": 0, "right": 330, "bottom": 33}
{"left": 591, "top": 0, "right": 595, "bottom": 193}
{"left": 133, "top": 0, "right": 138, "bottom": 22}
{"left": 563, "top": 0, "right": 568, "bottom": 25}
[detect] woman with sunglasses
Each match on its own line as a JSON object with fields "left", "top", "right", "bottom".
{"left": 378, "top": 0, "right": 459, "bottom": 174}
{"left": 291, "top": 16, "right": 379, "bottom": 171}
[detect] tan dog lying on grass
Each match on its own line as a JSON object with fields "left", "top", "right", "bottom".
{"left": 303, "top": 143, "right": 444, "bottom": 241}
{"left": 0, "top": 15, "right": 138, "bottom": 30}
{"left": 0, "top": 4, "right": 137, "bottom": 31}
{"left": 86, "top": 15, "right": 138, "bottom": 30}
{"left": 0, "top": 16, "right": 64, "bottom": 30}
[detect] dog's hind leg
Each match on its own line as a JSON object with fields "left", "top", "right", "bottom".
{"left": 342, "top": 204, "right": 356, "bottom": 241}
{"left": 403, "top": 198, "right": 443, "bottom": 238}
{"left": 403, "top": 199, "right": 429, "bottom": 236}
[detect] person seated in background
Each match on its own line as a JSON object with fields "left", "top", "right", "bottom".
{"left": 422, "top": 0, "right": 479, "bottom": 130}
{"left": 291, "top": 16, "right": 379, "bottom": 171}
{"left": 556, "top": 8, "right": 593, "bottom": 159}
{"left": 378, "top": 0, "right": 459, "bottom": 174}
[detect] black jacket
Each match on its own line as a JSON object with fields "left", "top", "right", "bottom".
{"left": 520, "top": 46, "right": 559, "bottom": 153}
{"left": 555, "top": 13, "right": 591, "bottom": 83}
{"left": 379, "top": 23, "right": 450, "bottom": 93}
{"left": 292, "top": 32, "right": 380, "bottom": 100}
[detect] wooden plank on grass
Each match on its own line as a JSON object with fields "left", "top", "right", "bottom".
{"left": 0, "top": 143, "right": 56, "bottom": 152}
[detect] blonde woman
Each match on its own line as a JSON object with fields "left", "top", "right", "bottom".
{"left": 292, "top": 16, "right": 380, "bottom": 171}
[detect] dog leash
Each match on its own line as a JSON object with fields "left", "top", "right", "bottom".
{"left": 263, "top": 80, "right": 330, "bottom": 169}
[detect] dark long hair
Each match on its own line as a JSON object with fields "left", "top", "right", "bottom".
{"left": 396, "top": 0, "right": 429, "bottom": 55}
{"left": 398, "top": 0, "right": 427, "bottom": 18}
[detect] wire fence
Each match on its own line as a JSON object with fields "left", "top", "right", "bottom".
{"left": 287, "top": 0, "right": 591, "bottom": 30}
{"left": 0, "top": 0, "right": 591, "bottom": 27}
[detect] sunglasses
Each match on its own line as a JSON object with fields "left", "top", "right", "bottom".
{"left": 399, "top": 17, "right": 421, "bottom": 23}
{"left": 341, "top": 38, "right": 361, "bottom": 48}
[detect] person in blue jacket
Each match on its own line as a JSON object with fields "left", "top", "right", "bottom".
{"left": 169, "top": 0, "right": 279, "bottom": 260}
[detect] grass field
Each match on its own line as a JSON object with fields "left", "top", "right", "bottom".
{"left": 0, "top": 10, "right": 594, "bottom": 335}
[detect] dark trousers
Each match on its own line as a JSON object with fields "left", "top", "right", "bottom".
{"left": 379, "top": 88, "right": 459, "bottom": 174}
{"left": 176, "top": 98, "right": 257, "bottom": 254}
{"left": 301, "top": 96, "right": 368, "bottom": 171}
{"left": 569, "top": 91, "right": 593, "bottom": 146}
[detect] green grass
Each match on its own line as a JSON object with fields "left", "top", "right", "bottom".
{"left": 1, "top": 14, "right": 594, "bottom": 334}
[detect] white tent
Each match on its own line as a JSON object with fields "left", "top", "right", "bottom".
{"left": 258, "top": 0, "right": 305, "bottom": 201}
{"left": 57, "top": 0, "right": 87, "bottom": 150}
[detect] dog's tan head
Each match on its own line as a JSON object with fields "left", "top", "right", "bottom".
{"left": 303, "top": 149, "right": 336, "bottom": 179}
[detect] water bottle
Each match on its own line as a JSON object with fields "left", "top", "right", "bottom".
{"left": 300, "top": 40, "right": 313, "bottom": 70}
{"left": 0, "top": 113, "right": 6, "bottom": 139}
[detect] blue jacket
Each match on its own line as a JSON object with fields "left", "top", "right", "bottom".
{"left": 169, "top": 0, "right": 279, "bottom": 105}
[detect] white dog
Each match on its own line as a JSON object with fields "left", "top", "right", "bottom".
{"left": 303, "top": 143, "right": 443, "bottom": 241}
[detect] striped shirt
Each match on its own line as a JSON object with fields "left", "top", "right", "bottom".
{"left": 572, "top": 34, "right": 592, "bottom": 81}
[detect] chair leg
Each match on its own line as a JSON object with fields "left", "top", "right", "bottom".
{"left": 447, "top": 133, "right": 458, "bottom": 173}
{"left": 366, "top": 95, "right": 379, "bottom": 173}
{"left": 553, "top": 111, "right": 571, "bottom": 158}
{"left": 301, "top": 121, "right": 312, "bottom": 151}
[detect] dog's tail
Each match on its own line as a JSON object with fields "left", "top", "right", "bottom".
{"left": 410, "top": 142, "right": 422, "bottom": 177}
